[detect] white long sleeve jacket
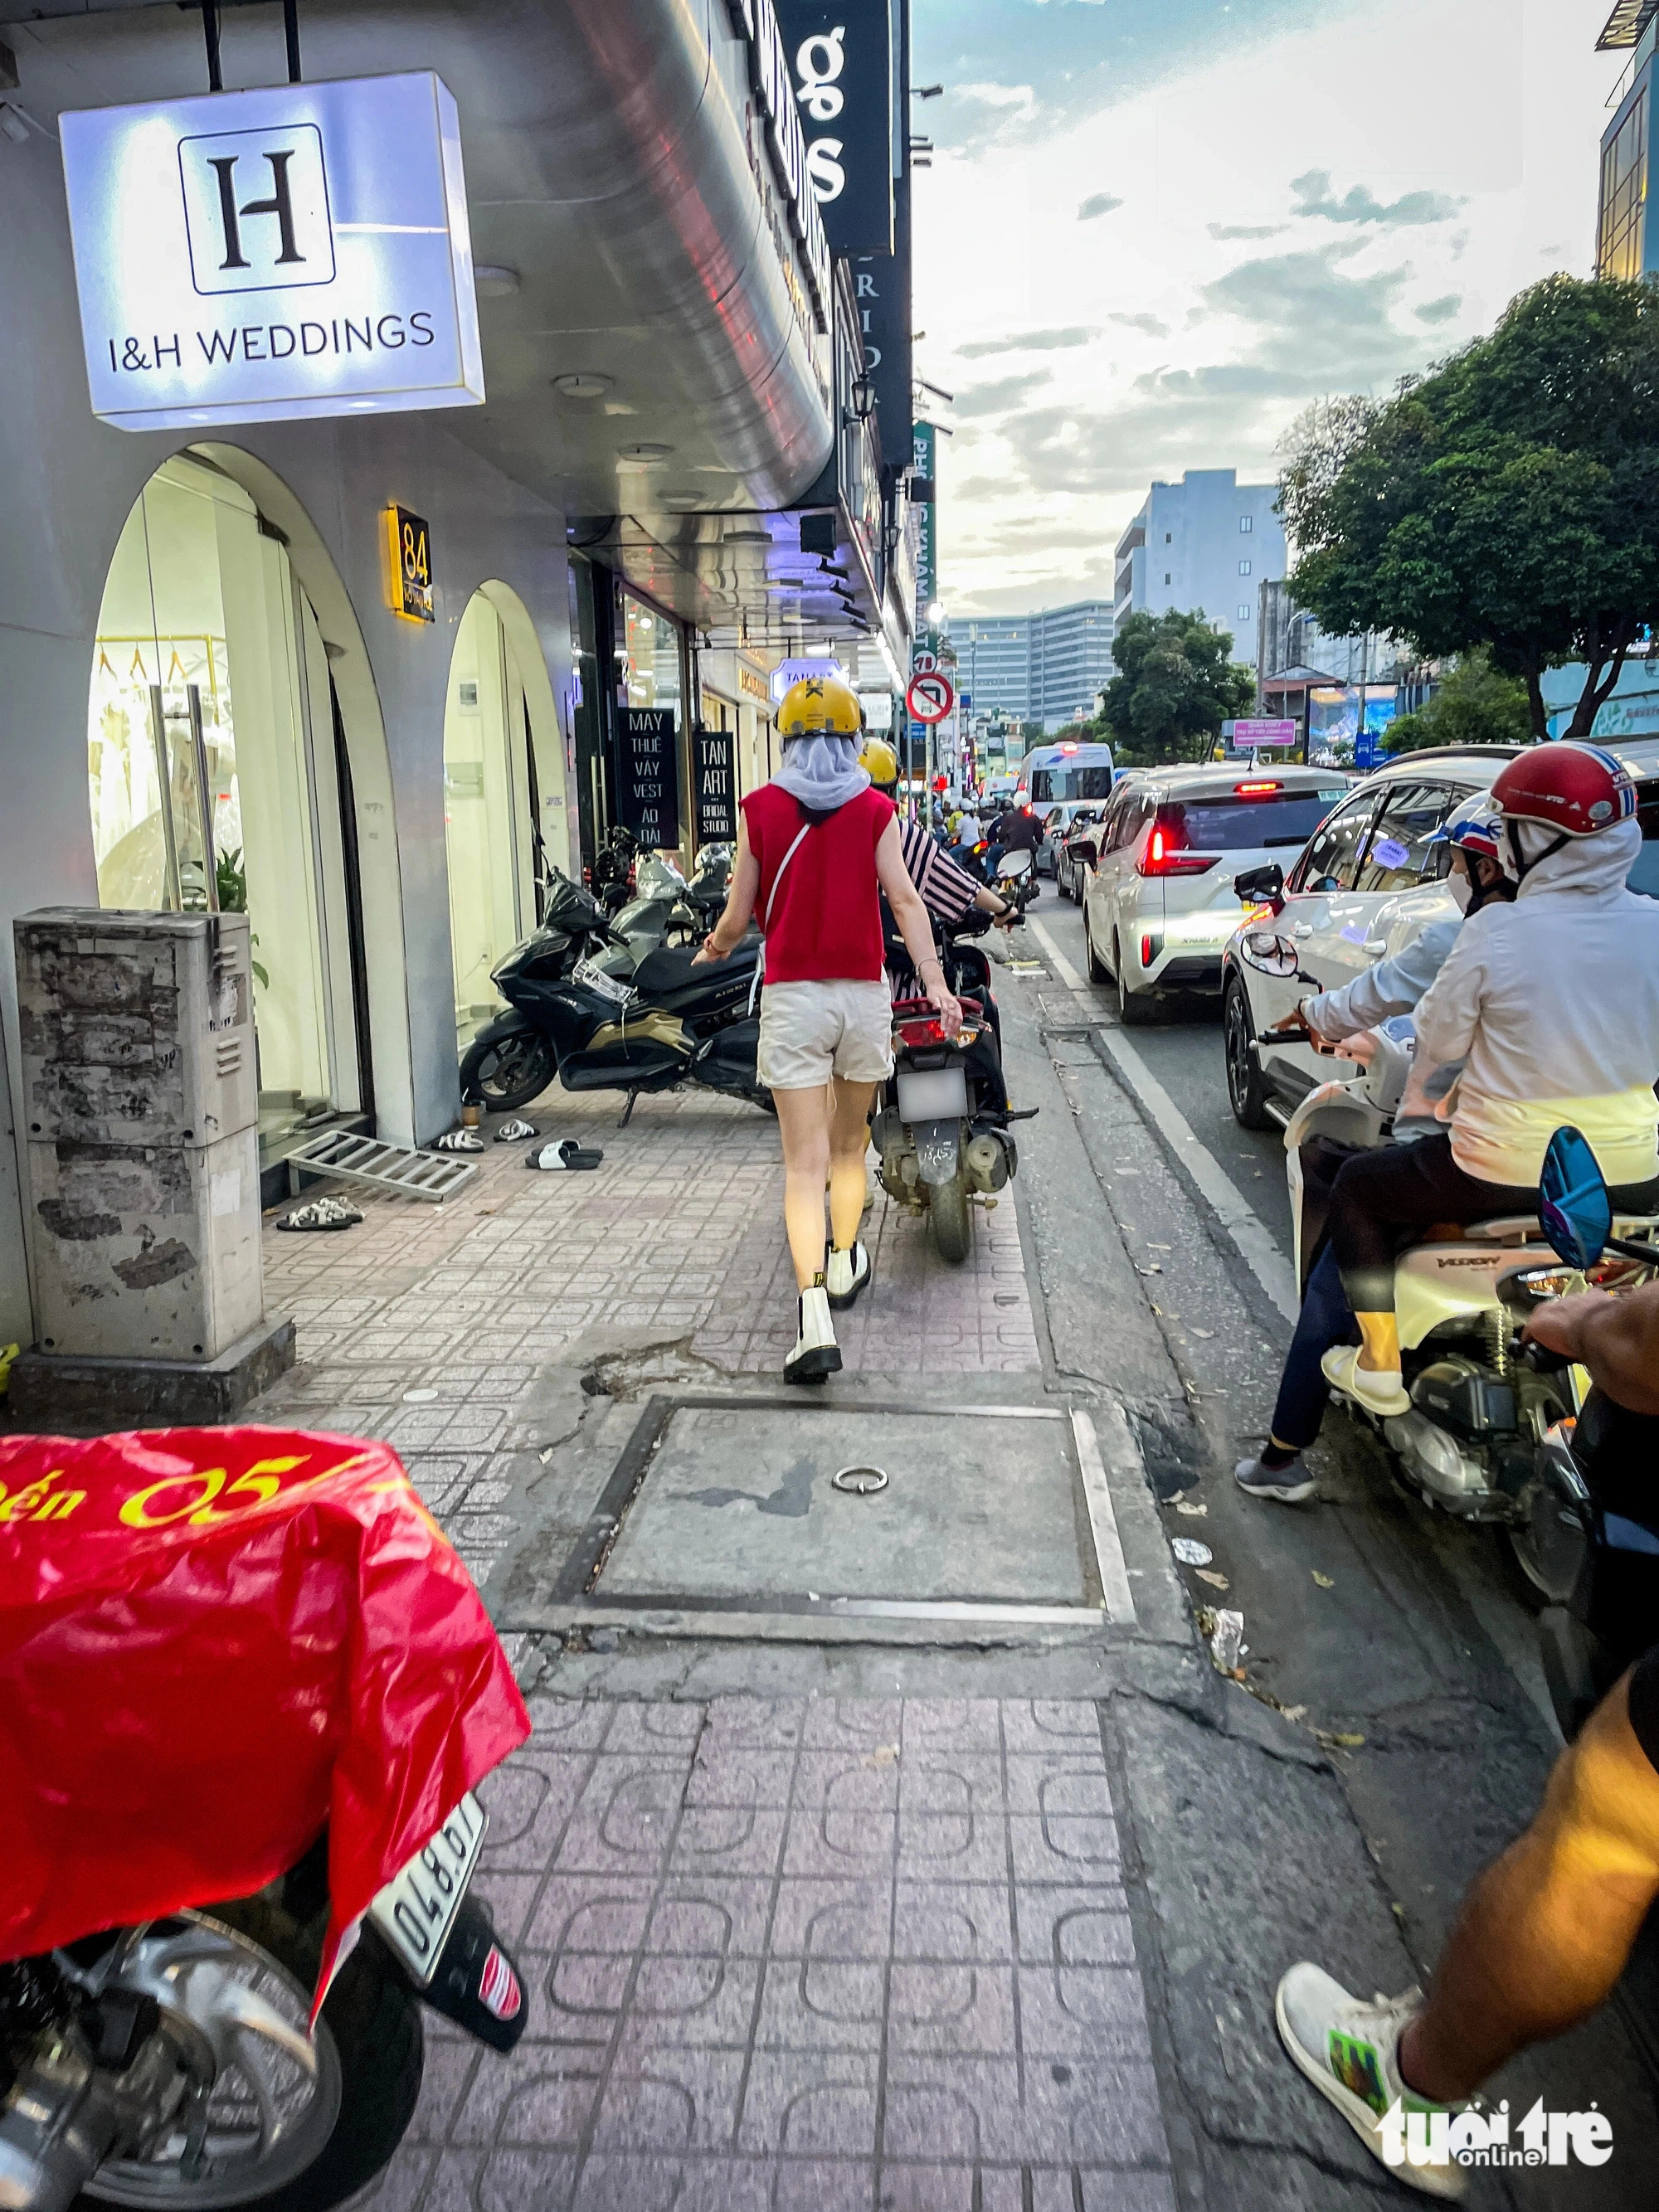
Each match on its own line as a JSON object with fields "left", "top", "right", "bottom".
{"left": 1412, "top": 819, "right": 1659, "bottom": 1186}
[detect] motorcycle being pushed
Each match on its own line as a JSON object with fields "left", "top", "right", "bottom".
{"left": 870, "top": 852, "right": 1037, "bottom": 1263}
{"left": 1259, "top": 984, "right": 1659, "bottom": 1602}
{"left": 0, "top": 1426, "right": 530, "bottom": 2212}
{"left": 459, "top": 867, "right": 770, "bottom": 1125}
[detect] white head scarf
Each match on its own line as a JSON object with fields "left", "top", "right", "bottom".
{"left": 771, "top": 732, "right": 870, "bottom": 814}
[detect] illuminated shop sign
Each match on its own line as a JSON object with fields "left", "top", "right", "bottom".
{"left": 778, "top": 1, "right": 894, "bottom": 255}
{"left": 727, "top": 0, "right": 833, "bottom": 330}
{"left": 60, "top": 72, "right": 484, "bottom": 431}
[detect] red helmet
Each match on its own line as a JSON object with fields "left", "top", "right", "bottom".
{"left": 1489, "top": 741, "right": 1636, "bottom": 837}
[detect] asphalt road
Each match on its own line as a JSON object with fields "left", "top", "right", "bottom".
{"left": 995, "top": 883, "right": 1659, "bottom": 2210}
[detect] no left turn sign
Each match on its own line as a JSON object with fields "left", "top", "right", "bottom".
{"left": 907, "top": 671, "right": 954, "bottom": 724}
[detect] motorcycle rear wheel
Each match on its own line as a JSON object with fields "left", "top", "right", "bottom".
{"left": 80, "top": 1903, "right": 421, "bottom": 2212}
{"left": 459, "top": 1028, "right": 557, "bottom": 1113}
{"left": 928, "top": 1173, "right": 973, "bottom": 1264}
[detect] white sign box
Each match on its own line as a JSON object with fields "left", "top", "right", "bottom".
{"left": 61, "top": 72, "right": 484, "bottom": 430}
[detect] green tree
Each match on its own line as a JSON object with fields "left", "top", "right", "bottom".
{"left": 1098, "top": 609, "right": 1258, "bottom": 766}
{"left": 1386, "top": 649, "right": 1534, "bottom": 752}
{"left": 1279, "top": 275, "right": 1659, "bottom": 739}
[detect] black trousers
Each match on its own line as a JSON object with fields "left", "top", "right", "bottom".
{"left": 1326, "top": 1132, "right": 1659, "bottom": 1317}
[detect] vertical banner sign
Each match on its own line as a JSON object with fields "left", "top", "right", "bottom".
{"left": 854, "top": 173, "right": 911, "bottom": 469}
{"left": 384, "top": 507, "right": 434, "bottom": 623}
{"left": 59, "top": 72, "right": 484, "bottom": 430}
{"left": 913, "top": 421, "right": 937, "bottom": 623}
{"left": 778, "top": 1, "right": 894, "bottom": 256}
{"left": 693, "top": 732, "right": 739, "bottom": 844}
{"left": 617, "top": 709, "right": 680, "bottom": 850}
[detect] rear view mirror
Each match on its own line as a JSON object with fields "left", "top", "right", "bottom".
{"left": 1239, "top": 930, "right": 1302, "bottom": 980}
{"left": 1233, "top": 863, "right": 1285, "bottom": 909}
{"left": 1540, "top": 1125, "right": 1611, "bottom": 1271}
{"left": 998, "top": 851, "right": 1034, "bottom": 881}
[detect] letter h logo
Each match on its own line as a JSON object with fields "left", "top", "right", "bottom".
{"left": 178, "top": 121, "right": 334, "bottom": 294}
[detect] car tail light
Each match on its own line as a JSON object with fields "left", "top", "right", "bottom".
{"left": 1138, "top": 825, "right": 1219, "bottom": 877}
{"left": 1141, "top": 933, "right": 1158, "bottom": 967}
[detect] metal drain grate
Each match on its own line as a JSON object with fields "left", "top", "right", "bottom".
{"left": 287, "top": 1129, "right": 479, "bottom": 1203}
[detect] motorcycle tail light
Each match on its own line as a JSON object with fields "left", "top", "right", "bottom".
{"left": 895, "top": 1017, "right": 979, "bottom": 1049}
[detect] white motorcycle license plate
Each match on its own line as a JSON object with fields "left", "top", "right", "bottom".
{"left": 367, "top": 1791, "right": 487, "bottom": 1985}
{"left": 897, "top": 1065, "right": 969, "bottom": 1122}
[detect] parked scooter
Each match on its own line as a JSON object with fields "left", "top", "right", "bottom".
{"left": 870, "top": 852, "right": 1036, "bottom": 1262}
{"left": 459, "top": 868, "right": 769, "bottom": 1123}
{"left": 0, "top": 1428, "right": 528, "bottom": 2212}
{"left": 607, "top": 843, "right": 734, "bottom": 963}
{"left": 586, "top": 823, "right": 639, "bottom": 916}
{"left": 1267, "top": 1009, "right": 1659, "bottom": 1598}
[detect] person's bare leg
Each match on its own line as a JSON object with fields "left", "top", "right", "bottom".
{"left": 1355, "top": 1311, "right": 1401, "bottom": 1374}
{"left": 828, "top": 1079, "right": 876, "bottom": 1253}
{"left": 774, "top": 1084, "right": 833, "bottom": 1291}
{"left": 1398, "top": 1670, "right": 1659, "bottom": 2102}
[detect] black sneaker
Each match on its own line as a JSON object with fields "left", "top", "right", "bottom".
{"left": 1233, "top": 1452, "right": 1316, "bottom": 1505}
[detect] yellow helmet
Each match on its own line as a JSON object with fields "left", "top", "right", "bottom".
{"left": 859, "top": 737, "right": 900, "bottom": 790}
{"left": 777, "top": 672, "right": 864, "bottom": 739}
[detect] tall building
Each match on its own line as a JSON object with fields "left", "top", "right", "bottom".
{"left": 945, "top": 602, "right": 1115, "bottom": 729}
{"left": 1113, "top": 469, "right": 1286, "bottom": 668}
{"left": 1033, "top": 602, "right": 1117, "bottom": 727}
{"left": 1597, "top": 2, "right": 1657, "bottom": 277}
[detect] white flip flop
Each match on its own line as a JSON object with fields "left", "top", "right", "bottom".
{"left": 495, "top": 1119, "right": 539, "bottom": 1143}
{"left": 431, "top": 1128, "right": 485, "bottom": 1152}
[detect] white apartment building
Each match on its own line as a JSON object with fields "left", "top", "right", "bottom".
{"left": 1113, "top": 469, "right": 1286, "bottom": 668}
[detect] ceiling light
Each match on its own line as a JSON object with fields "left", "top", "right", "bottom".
{"left": 474, "top": 265, "right": 520, "bottom": 297}
{"left": 618, "top": 442, "right": 674, "bottom": 463}
{"left": 661, "top": 492, "right": 703, "bottom": 511}
{"left": 553, "top": 372, "right": 610, "bottom": 399}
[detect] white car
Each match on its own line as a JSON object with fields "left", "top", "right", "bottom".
{"left": 1219, "top": 736, "right": 1659, "bottom": 1128}
{"left": 1079, "top": 763, "right": 1353, "bottom": 1024}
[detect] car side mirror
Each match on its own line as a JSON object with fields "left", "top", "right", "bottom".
{"left": 1233, "top": 863, "right": 1285, "bottom": 914}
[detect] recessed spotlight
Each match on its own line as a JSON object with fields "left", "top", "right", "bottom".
{"left": 661, "top": 492, "right": 703, "bottom": 511}
{"left": 474, "top": 265, "right": 520, "bottom": 297}
{"left": 618, "top": 442, "right": 674, "bottom": 463}
{"left": 552, "top": 372, "right": 610, "bottom": 398}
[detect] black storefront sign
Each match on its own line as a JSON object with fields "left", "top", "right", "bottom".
{"left": 778, "top": 0, "right": 893, "bottom": 257}
{"left": 693, "top": 731, "right": 739, "bottom": 844}
{"left": 854, "top": 168, "right": 911, "bottom": 470}
{"left": 617, "top": 707, "right": 680, "bottom": 850}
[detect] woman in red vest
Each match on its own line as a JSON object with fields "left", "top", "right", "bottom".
{"left": 695, "top": 674, "right": 961, "bottom": 1382}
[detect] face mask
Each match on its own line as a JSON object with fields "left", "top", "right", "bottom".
{"left": 1447, "top": 871, "right": 1473, "bottom": 915}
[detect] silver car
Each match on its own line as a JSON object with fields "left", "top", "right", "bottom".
{"left": 1219, "top": 737, "right": 1659, "bottom": 1128}
{"left": 1080, "top": 763, "right": 1352, "bottom": 1025}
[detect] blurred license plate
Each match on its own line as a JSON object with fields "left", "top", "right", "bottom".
{"left": 368, "top": 1792, "right": 487, "bottom": 1985}
{"left": 897, "top": 1066, "right": 969, "bottom": 1121}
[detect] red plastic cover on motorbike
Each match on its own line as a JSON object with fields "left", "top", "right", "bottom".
{"left": 0, "top": 1427, "right": 529, "bottom": 2001}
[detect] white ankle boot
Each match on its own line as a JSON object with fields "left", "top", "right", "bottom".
{"left": 785, "top": 1281, "right": 841, "bottom": 1384}
{"left": 825, "top": 1241, "right": 872, "bottom": 1310}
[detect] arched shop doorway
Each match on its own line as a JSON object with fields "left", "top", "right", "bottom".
{"left": 443, "top": 586, "right": 546, "bottom": 1050}
{"left": 88, "top": 455, "right": 373, "bottom": 1173}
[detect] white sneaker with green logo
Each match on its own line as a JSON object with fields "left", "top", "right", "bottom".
{"left": 1276, "top": 1965, "right": 1467, "bottom": 2200}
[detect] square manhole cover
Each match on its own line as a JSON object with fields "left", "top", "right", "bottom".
{"left": 552, "top": 1396, "right": 1133, "bottom": 1629}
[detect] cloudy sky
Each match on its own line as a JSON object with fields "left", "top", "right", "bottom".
{"left": 910, "top": 0, "right": 1623, "bottom": 615}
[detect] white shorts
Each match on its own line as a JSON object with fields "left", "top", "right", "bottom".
{"left": 757, "top": 978, "right": 894, "bottom": 1091}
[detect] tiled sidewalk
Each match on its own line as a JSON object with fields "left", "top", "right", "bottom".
{"left": 252, "top": 1090, "right": 1039, "bottom": 1587}
{"left": 360, "top": 1696, "right": 1175, "bottom": 2212}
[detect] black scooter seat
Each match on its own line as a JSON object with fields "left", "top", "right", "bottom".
{"left": 630, "top": 943, "right": 757, "bottom": 997}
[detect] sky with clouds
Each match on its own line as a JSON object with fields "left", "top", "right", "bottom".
{"left": 910, "top": 0, "right": 1623, "bottom": 615}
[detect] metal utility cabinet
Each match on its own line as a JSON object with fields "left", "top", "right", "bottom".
{"left": 15, "top": 909, "right": 263, "bottom": 1362}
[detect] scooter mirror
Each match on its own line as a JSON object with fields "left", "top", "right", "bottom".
{"left": 1239, "top": 930, "right": 1302, "bottom": 979}
{"left": 1540, "top": 1125, "right": 1612, "bottom": 1271}
{"left": 997, "top": 851, "right": 1034, "bottom": 882}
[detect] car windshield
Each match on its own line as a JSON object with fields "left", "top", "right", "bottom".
{"left": 1155, "top": 790, "right": 1340, "bottom": 852}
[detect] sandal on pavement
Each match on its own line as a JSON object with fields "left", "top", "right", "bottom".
{"left": 494, "top": 1119, "right": 539, "bottom": 1143}
{"left": 431, "top": 1129, "right": 485, "bottom": 1152}
{"left": 277, "top": 1196, "right": 363, "bottom": 1232}
{"left": 526, "top": 1139, "right": 604, "bottom": 1171}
